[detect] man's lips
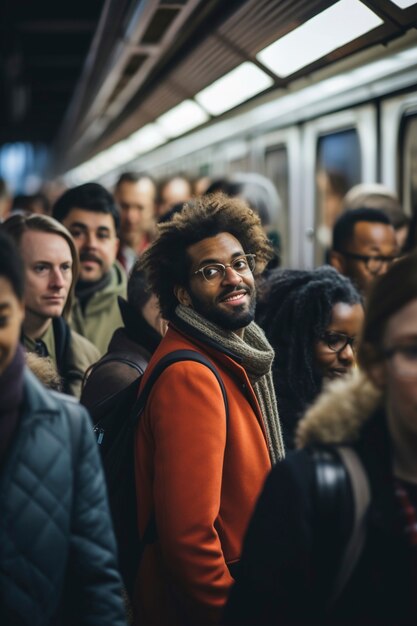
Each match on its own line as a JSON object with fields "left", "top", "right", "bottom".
{"left": 218, "top": 289, "right": 250, "bottom": 305}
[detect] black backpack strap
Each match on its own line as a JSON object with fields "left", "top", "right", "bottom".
{"left": 310, "top": 446, "right": 352, "bottom": 612}
{"left": 310, "top": 445, "right": 370, "bottom": 612}
{"left": 131, "top": 349, "right": 228, "bottom": 550}
{"left": 130, "top": 348, "right": 229, "bottom": 427}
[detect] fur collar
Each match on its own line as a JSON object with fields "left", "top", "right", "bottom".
{"left": 295, "top": 369, "right": 383, "bottom": 448}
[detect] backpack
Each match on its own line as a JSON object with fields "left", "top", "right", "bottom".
{"left": 93, "top": 349, "right": 229, "bottom": 598}
{"left": 311, "top": 445, "right": 371, "bottom": 612}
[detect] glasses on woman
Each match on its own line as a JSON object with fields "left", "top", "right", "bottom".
{"left": 193, "top": 254, "right": 256, "bottom": 283}
{"left": 340, "top": 252, "right": 397, "bottom": 275}
{"left": 321, "top": 331, "right": 358, "bottom": 354}
{"left": 383, "top": 345, "right": 417, "bottom": 378}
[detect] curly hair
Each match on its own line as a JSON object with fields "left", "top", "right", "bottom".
{"left": 257, "top": 266, "right": 361, "bottom": 445}
{"left": 141, "top": 192, "right": 273, "bottom": 320}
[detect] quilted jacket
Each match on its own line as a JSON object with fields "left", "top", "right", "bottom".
{"left": 0, "top": 368, "right": 127, "bottom": 626}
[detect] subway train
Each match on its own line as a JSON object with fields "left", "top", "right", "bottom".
{"left": 64, "top": 1, "right": 417, "bottom": 269}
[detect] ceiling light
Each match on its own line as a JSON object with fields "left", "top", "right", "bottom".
{"left": 389, "top": 0, "right": 417, "bottom": 7}
{"left": 256, "top": 0, "right": 383, "bottom": 78}
{"left": 127, "top": 123, "right": 167, "bottom": 155}
{"left": 155, "top": 100, "right": 209, "bottom": 138}
{"left": 195, "top": 62, "right": 274, "bottom": 116}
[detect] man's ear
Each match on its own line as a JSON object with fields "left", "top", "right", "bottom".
{"left": 174, "top": 285, "right": 192, "bottom": 307}
{"left": 329, "top": 250, "right": 346, "bottom": 274}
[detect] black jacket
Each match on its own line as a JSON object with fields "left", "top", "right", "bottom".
{"left": 80, "top": 297, "right": 161, "bottom": 421}
{"left": 224, "top": 372, "right": 416, "bottom": 626}
{"left": 0, "top": 368, "right": 127, "bottom": 626}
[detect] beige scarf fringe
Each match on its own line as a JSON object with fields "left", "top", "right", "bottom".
{"left": 176, "top": 305, "right": 285, "bottom": 463}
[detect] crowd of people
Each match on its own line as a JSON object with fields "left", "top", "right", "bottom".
{"left": 0, "top": 170, "right": 416, "bottom": 625}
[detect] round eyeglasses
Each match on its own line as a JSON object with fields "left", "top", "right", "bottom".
{"left": 383, "top": 345, "right": 417, "bottom": 379}
{"left": 321, "top": 331, "right": 358, "bottom": 354}
{"left": 193, "top": 254, "right": 256, "bottom": 283}
{"left": 340, "top": 251, "right": 397, "bottom": 275}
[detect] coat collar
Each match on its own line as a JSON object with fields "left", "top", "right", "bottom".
{"left": 296, "top": 370, "right": 382, "bottom": 448}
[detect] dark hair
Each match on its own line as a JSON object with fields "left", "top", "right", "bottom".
{"left": 358, "top": 252, "right": 417, "bottom": 369}
{"left": 332, "top": 207, "right": 392, "bottom": 252}
{"left": 114, "top": 172, "right": 155, "bottom": 191}
{"left": 257, "top": 266, "right": 361, "bottom": 415}
{"left": 0, "top": 231, "right": 25, "bottom": 299}
{"left": 141, "top": 192, "right": 273, "bottom": 320}
{"left": 1, "top": 213, "right": 79, "bottom": 318}
{"left": 127, "top": 259, "right": 152, "bottom": 311}
{"left": 52, "top": 182, "right": 120, "bottom": 233}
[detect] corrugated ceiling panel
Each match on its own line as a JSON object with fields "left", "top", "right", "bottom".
{"left": 169, "top": 35, "right": 244, "bottom": 95}
{"left": 219, "top": 0, "right": 335, "bottom": 55}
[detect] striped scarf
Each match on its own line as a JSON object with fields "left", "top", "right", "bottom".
{"left": 175, "top": 304, "right": 285, "bottom": 464}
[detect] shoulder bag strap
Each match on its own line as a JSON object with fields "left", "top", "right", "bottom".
{"left": 328, "top": 446, "right": 371, "bottom": 607}
{"left": 132, "top": 349, "right": 229, "bottom": 549}
{"left": 131, "top": 348, "right": 229, "bottom": 426}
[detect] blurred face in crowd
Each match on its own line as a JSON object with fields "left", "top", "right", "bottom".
{"left": 115, "top": 178, "right": 156, "bottom": 248}
{"left": 331, "top": 221, "right": 397, "bottom": 296}
{"left": 62, "top": 209, "right": 119, "bottom": 282}
{"left": 158, "top": 177, "right": 192, "bottom": 218}
{"left": 374, "top": 298, "right": 417, "bottom": 438}
{"left": 0, "top": 276, "right": 24, "bottom": 375}
{"left": 176, "top": 232, "right": 256, "bottom": 337}
{"left": 20, "top": 231, "right": 73, "bottom": 321}
{"left": 314, "top": 302, "right": 364, "bottom": 382}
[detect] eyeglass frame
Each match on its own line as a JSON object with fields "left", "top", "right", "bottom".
{"left": 339, "top": 251, "right": 397, "bottom": 275}
{"left": 320, "top": 331, "right": 358, "bottom": 354}
{"left": 192, "top": 253, "right": 257, "bottom": 283}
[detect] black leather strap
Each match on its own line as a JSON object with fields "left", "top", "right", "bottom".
{"left": 132, "top": 349, "right": 229, "bottom": 549}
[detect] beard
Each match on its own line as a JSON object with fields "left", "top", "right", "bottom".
{"left": 189, "top": 285, "right": 256, "bottom": 331}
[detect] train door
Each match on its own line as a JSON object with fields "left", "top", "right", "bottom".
{"left": 259, "top": 127, "right": 302, "bottom": 267}
{"left": 300, "top": 106, "right": 378, "bottom": 268}
{"left": 381, "top": 91, "right": 417, "bottom": 216}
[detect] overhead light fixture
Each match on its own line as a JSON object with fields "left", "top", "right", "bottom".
{"left": 195, "top": 62, "right": 274, "bottom": 116}
{"left": 127, "top": 124, "right": 167, "bottom": 155}
{"left": 155, "top": 100, "right": 209, "bottom": 138}
{"left": 389, "top": 0, "right": 417, "bottom": 7}
{"left": 103, "top": 140, "right": 136, "bottom": 167}
{"left": 256, "top": 0, "right": 383, "bottom": 78}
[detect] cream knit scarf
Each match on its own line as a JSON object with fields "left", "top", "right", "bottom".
{"left": 176, "top": 304, "right": 285, "bottom": 464}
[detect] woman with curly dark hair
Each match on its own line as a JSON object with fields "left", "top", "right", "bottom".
{"left": 257, "top": 266, "right": 363, "bottom": 448}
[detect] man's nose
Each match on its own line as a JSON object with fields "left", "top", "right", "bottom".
{"left": 221, "top": 265, "right": 243, "bottom": 286}
{"left": 83, "top": 231, "right": 98, "bottom": 248}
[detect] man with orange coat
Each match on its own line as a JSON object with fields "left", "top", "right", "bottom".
{"left": 135, "top": 193, "right": 284, "bottom": 625}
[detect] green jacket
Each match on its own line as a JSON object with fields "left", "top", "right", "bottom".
{"left": 71, "top": 261, "right": 127, "bottom": 356}
{"left": 23, "top": 321, "right": 100, "bottom": 399}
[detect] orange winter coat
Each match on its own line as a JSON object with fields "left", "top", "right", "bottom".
{"left": 134, "top": 321, "right": 272, "bottom": 626}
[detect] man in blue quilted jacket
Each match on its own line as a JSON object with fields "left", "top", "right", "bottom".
{"left": 0, "top": 231, "right": 126, "bottom": 625}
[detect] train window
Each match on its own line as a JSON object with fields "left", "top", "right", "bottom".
{"left": 401, "top": 114, "right": 417, "bottom": 216}
{"left": 265, "top": 145, "right": 289, "bottom": 265}
{"left": 315, "top": 129, "right": 361, "bottom": 263}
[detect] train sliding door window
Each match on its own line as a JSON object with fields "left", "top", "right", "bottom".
{"left": 265, "top": 145, "right": 289, "bottom": 265}
{"left": 301, "top": 106, "right": 377, "bottom": 268}
{"left": 400, "top": 114, "right": 417, "bottom": 216}
{"left": 315, "top": 129, "right": 361, "bottom": 263}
